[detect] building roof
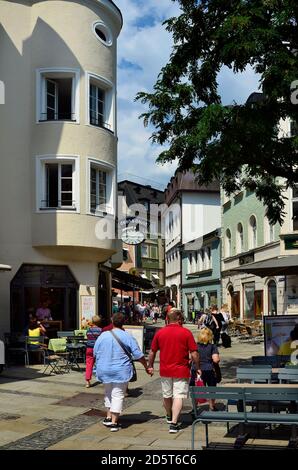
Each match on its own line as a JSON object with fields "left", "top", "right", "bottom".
{"left": 164, "top": 171, "right": 220, "bottom": 205}
{"left": 88, "top": 1, "right": 123, "bottom": 30}
{"left": 106, "top": 0, "right": 123, "bottom": 26}
{"left": 246, "top": 92, "right": 265, "bottom": 105}
{"left": 118, "top": 180, "right": 165, "bottom": 206}
{"left": 232, "top": 255, "right": 298, "bottom": 277}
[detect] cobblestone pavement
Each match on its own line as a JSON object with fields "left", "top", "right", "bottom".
{"left": 0, "top": 323, "right": 291, "bottom": 450}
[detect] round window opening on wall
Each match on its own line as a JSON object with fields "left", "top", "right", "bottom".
{"left": 93, "top": 22, "right": 113, "bottom": 46}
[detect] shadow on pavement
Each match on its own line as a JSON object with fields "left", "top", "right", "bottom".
{"left": 0, "top": 366, "right": 45, "bottom": 383}
{"left": 125, "top": 387, "right": 143, "bottom": 398}
{"left": 120, "top": 410, "right": 161, "bottom": 428}
{"left": 219, "top": 357, "right": 253, "bottom": 382}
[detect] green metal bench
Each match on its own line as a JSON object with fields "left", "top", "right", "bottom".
{"left": 236, "top": 365, "right": 272, "bottom": 384}
{"left": 190, "top": 386, "right": 246, "bottom": 449}
{"left": 190, "top": 386, "right": 298, "bottom": 450}
{"left": 278, "top": 367, "right": 298, "bottom": 384}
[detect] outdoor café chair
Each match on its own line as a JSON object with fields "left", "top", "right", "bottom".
{"left": 44, "top": 349, "right": 70, "bottom": 375}
{"left": 25, "top": 336, "right": 46, "bottom": 365}
{"left": 44, "top": 337, "right": 70, "bottom": 374}
{"left": 57, "top": 331, "right": 74, "bottom": 338}
{"left": 4, "top": 333, "right": 28, "bottom": 366}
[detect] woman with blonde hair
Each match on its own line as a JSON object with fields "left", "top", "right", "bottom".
{"left": 196, "top": 327, "right": 220, "bottom": 411}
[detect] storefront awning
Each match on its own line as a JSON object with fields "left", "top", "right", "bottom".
{"left": 232, "top": 255, "right": 298, "bottom": 277}
{"left": 0, "top": 264, "right": 11, "bottom": 271}
{"left": 109, "top": 267, "right": 154, "bottom": 291}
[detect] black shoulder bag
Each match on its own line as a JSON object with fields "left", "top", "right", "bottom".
{"left": 211, "top": 344, "right": 222, "bottom": 383}
{"left": 110, "top": 330, "right": 137, "bottom": 382}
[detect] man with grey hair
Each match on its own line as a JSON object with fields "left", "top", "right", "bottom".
{"left": 147, "top": 309, "right": 200, "bottom": 433}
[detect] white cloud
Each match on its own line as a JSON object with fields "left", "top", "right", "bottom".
{"left": 114, "top": 1, "right": 260, "bottom": 189}
{"left": 115, "top": 0, "right": 180, "bottom": 188}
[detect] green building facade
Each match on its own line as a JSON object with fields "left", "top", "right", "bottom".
{"left": 221, "top": 189, "right": 282, "bottom": 318}
{"left": 181, "top": 230, "right": 221, "bottom": 321}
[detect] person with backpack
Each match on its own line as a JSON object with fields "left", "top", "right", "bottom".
{"left": 85, "top": 315, "right": 102, "bottom": 388}
{"left": 198, "top": 307, "right": 219, "bottom": 337}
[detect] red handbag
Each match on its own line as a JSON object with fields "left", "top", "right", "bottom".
{"left": 195, "top": 375, "right": 207, "bottom": 404}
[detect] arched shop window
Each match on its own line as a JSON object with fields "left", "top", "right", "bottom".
{"left": 10, "top": 264, "right": 78, "bottom": 333}
{"left": 268, "top": 280, "right": 277, "bottom": 315}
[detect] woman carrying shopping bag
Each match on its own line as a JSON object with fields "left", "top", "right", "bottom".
{"left": 196, "top": 327, "right": 221, "bottom": 411}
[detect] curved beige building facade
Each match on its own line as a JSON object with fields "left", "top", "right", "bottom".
{"left": 0, "top": 0, "right": 122, "bottom": 335}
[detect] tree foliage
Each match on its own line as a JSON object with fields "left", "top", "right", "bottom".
{"left": 136, "top": 0, "right": 298, "bottom": 224}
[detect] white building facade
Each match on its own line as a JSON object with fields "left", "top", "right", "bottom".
{"left": 0, "top": 0, "right": 122, "bottom": 335}
{"left": 164, "top": 171, "right": 220, "bottom": 309}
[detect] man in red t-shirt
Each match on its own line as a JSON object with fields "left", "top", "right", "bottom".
{"left": 147, "top": 309, "right": 200, "bottom": 433}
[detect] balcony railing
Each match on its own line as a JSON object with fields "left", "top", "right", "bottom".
{"left": 39, "top": 200, "right": 76, "bottom": 211}
{"left": 89, "top": 114, "right": 112, "bottom": 132}
{"left": 39, "top": 113, "right": 77, "bottom": 122}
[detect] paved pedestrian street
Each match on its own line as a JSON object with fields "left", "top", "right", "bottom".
{"left": 0, "top": 327, "right": 291, "bottom": 450}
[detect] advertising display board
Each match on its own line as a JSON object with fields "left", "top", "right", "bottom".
{"left": 264, "top": 315, "right": 298, "bottom": 356}
{"left": 124, "top": 325, "right": 144, "bottom": 352}
{"left": 80, "top": 295, "right": 96, "bottom": 328}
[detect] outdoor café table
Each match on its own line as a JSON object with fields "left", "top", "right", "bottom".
{"left": 66, "top": 336, "right": 86, "bottom": 371}
{"left": 48, "top": 338, "right": 67, "bottom": 353}
{"left": 74, "top": 329, "right": 87, "bottom": 338}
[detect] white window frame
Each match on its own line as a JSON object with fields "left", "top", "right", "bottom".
{"left": 198, "top": 249, "right": 203, "bottom": 271}
{"left": 92, "top": 21, "right": 113, "bottom": 47}
{"left": 193, "top": 252, "right": 198, "bottom": 272}
{"left": 188, "top": 253, "right": 193, "bottom": 274}
{"left": 36, "top": 68, "right": 80, "bottom": 124}
{"left": 86, "top": 72, "right": 115, "bottom": 133}
{"left": 225, "top": 229, "right": 232, "bottom": 258}
{"left": 292, "top": 185, "right": 298, "bottom": 231}
{"left": 249, "top": 215, "right": 257, "bottom": 249}
{"left": 150, "top": 245, "right": 158, "bottom": 259}
{"left": 237, "top": 223, "right": 244, "bottom": 253}
{"left": 196, "top": 250, "right": 200, "bottom": 271}
{"left": 206, "top": 246, "right": 212, "bottom": 269}
{"left": 269, "top": 223, "right": 275, "bottom": 242}
{"left": 264, "top": 217, "right": 275, "bottom": 243}
{"left": 46, "top": 79, "right": 58, "bottom": 119}
{"left": 141, "top": 244, "right": 149, "bottom": 258}
{"left": 87, "top": 158, "right": 115, "bottom": 216}
{"left": 35, "top": 155, "right": 80, "bottom": 213}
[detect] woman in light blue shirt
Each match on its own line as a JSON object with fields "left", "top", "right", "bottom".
{"left": 93, "top": 313, "right": 150, "bottom": 432}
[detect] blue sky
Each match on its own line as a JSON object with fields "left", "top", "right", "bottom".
{"left": 115, "top": 0, "right": 260, "bottom": 190}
